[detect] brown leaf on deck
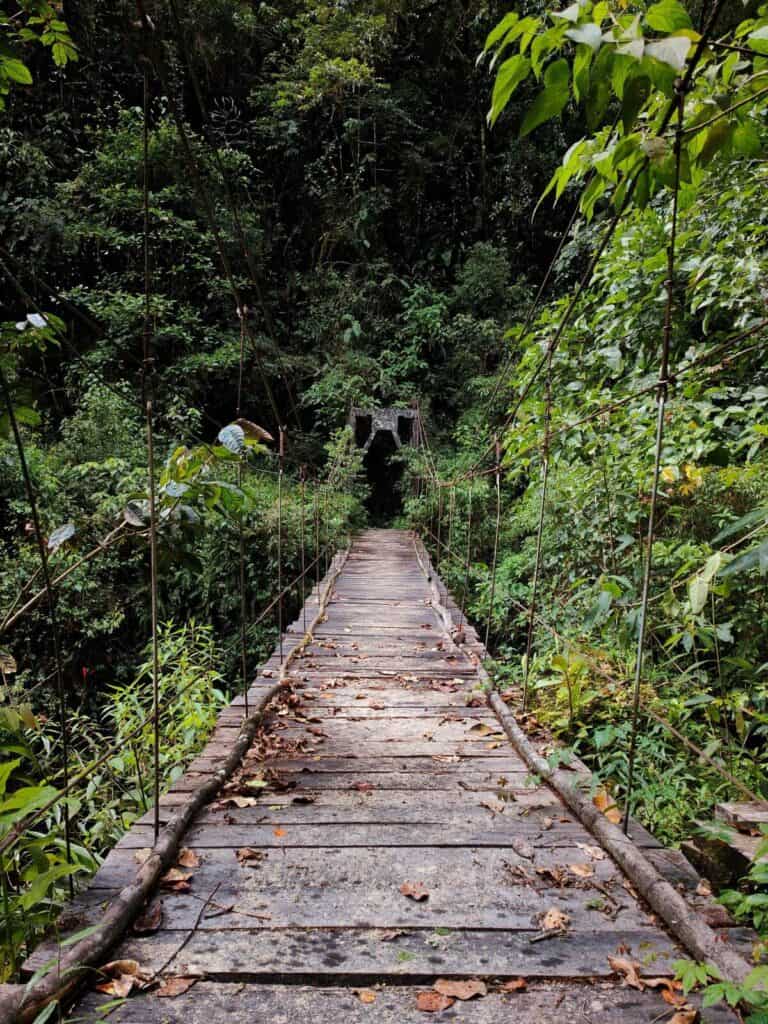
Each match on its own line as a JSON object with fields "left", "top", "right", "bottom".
{"left": 607, "top": 955, "right": 644, "bottom": 990}
{"left": 593, "top": 787, "right": 622, "bottom": 824}
{"left": 433, "top": 978, "right": 487, "bottom": 1000}
{"left": 353, "top": 988, "right": 377, "bottom": 1004}
{"left": 416, "top": 991, "right": 454, "bottom": 1012}
{"left": 501, "top": 977, "right": 527, "bottom": 992}
{"left": 236, "top": 847, "right": 265, "bottom": 866}
{"left": 133, "top": 901, "right": 163, "bottom": 935}
{"left": 540, "top": 907, "right": 570, "bottom": 932}
{"left": 156, "top": 975, "right": 200, "bottom": 998}
{"left": 400, "top": 881, "right": 429, "bottom": 901}
{"left": 94, "top": 959, "right": 152, "bottom": 998}
{"left": 160, "top": 868, "right": 192, "bottom": 892}
{"left": 177, "top": 848, "right": 200, "bottom": 868}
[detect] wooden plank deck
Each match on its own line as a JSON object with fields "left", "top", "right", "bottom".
{"left": 29, "top": 529, "right": 741, "bottom": 1021}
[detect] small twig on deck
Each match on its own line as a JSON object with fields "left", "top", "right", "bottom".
{"left": 185, "top": 891, "right": 272, "bottom": 923}
{"left": 150, "top": 882, "right": 221, "bottom": 982}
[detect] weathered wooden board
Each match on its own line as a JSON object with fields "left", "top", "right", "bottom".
{"left": 28, "top": 528, "right": 738, "bottom": 1023}
{"left": 68, "top": 982, "right": 737, "bottom": 1024}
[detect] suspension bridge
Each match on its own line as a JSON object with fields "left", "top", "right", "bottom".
{"left": 1, "top": 528, "right": 750, "bottom": 1022}
{"left": 1, "top": 1, "right": 766, "bottom": 1018}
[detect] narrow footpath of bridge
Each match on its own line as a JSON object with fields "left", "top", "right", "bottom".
{"left": 28, "top": 529, "right": 746, "bottom": 1022}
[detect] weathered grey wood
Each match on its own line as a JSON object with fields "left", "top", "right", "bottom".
{"left": 24, "top": 529, "right": 742, "bottom": 1023}
{"left": 68, "top": 982, "right": 737, "bottom": 1024}
{"left": 715, "top": 801, "right": 768, "bottom": 832}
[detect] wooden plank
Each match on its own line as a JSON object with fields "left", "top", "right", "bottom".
{"left": 117, "top": 819, "right": 595, "bottom": 849}
{"left": 68, "top": 982, "right": 739, "bottom": 1023}
{"left": 42, "top": 928, "right": 685, "bottom": 979}
{"left": 83, "top": 846, "right": 661, "bottom": 934}
{"left": 143, "top": 787, "right": 562, "bottom": 823}
{"left": 715, "top": 801, "right": 768, "bottom": 833}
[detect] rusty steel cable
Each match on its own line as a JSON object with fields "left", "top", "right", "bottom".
{"left": 140, "top": 57, "right": 162, "bottom": 845}
{"left": 484, "top": 438, "right": 502, "bottom": 652}
{"left": 300, "top": 469, "right": 308, "bottom": 634}
{"left": 0, "top": 367, "right": 73, "bottom": 894}
{"left": 277, "top": 427, "right": 286, "bottom": 663}
{"left": 458, "top": 483, "right": 474, "bottom": 632}
{"left": 623, "top": 84, "right": 686, "bottom": 835}
{"left": 522, "top": 351, "right": 553, "bottom": 713}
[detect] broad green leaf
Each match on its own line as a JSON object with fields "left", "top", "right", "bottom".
{"left": 748, "top": 25, "right": 768, "bottom": 55}
{"left": 3, "top": 59, "right": 33, "bottom": 85}
{"left": 520, "top": 60, "right": 570, "bottom": 137}
{"left": 0, "top": 758, "right": 21, "bottom": 799}
{"left": 489, "top": 55, "right": 531, "bottom": 125}
{"left": 688, "top": 575, "right": 709, "bottom": 615}
{"left": 645, "top": 35, "right": 691, "bottom": 71}
{"left": 732, "top": 121, "right": 762, "bottom": 156}
{"left": 645, "top": 1, "right": 693, "bottom": 33}
{"left": 699, "top": 119, "right": 733, "bottom": 166}
{"left": 713, "top": 506, "right": 768, "bottom": 544}
{"left": 720, "top": 539, "right": 768, "bottom": 577}
{"left": 13, "top": 405, "right": 41, "bottom": 428}
{"left": 565, "top": 23, "right": 602, "bottom": 52}
{"left": 484, "top": 12, "right": 519, "bottom": 52}
{"left": 552, "top": 3, "right": 582, "bottom": 24}
{"left": 48, "top": 522, "right": 75, "bottom": 552}
{"left": 622, "top": 74, "right": 651, "bottom": 133}
{"left": 217, "top": 424, "right": 246, "bottom": 454}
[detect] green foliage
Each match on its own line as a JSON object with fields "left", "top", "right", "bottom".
{"left": 484, "top": 0, "right": 768, "bottom": 217}
{"left": 0, "top": 3, "right": 77, "bottom": 111}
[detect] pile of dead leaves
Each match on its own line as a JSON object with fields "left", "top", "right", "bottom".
{"left": 608, "top": 955, "right": 698, "bottom": 1021}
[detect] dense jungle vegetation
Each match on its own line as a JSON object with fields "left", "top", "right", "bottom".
{"left": 1, "top": 0, "right": 768, "bottom": 1007}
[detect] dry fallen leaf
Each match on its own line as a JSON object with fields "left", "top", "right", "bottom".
{"left": 236, "top": 847, "right": 264, "bottom": 865}
{"left": 352, "top": 781, "right": 374, "bottom": 793}
{"left": 221, "top": 795, "right": 259, "bottom": 809}
{"left": 480, "top": 799, "right": 505, "bottom": 815}
{"left": 133, "top": 848, "right": 153, "bottom": 865}
{"left": 95, "top": 959, "right": 152, "bottom": 998}
{"left": 434, "top": 978, "right": 487, "bottom": 1000}
{"left": 593, "top": 787, "right": 622, "bottom": 825}
{"left": 273, "top": 826, "right": 287, "bottom": 838}
{"left": 133, "top": 901, "right": 163, "bottom": 936}
{"left": 400, "top": 881, "right": 429, "bottom": 901}
{"left": 695, "top": 878, "right": 712, "bottom": 898}
{"left": 576, "top": 842, "right": 606, "bottom": 861}
{"left": 156, "top": 975, "right": 199, "bottom": 998}
{"left": 379, "top": 929, "right": 407, "bottom": 941}
{"left": 416, "top": 991, "right": 454, "bottom": 1012}
{"left": 353, "top": 988, "right": 377, "bottom": 1004}
{"left": 568, "top": 862, "right": 594, "bottom": 879}
{"left": 607, "top": 955, "right": 643, "bottom": 991}
{"left": 540, "top": 907, "right": 570, "bottom": 932}
{"left": 177, "top": 848, "right": 200, "bottom": 869}
{"left": 669, "top": 1010, "right": 699, "bottom": 1024}
{"left": 160, "top": 868, "right": 192, "bottom": 892}
{"left": 501, "top": 977, "right": 527, "bottom": 992}
{"left": 468, "top": 723, "right": 493, "bottom": 736}
{"left": 512, "top": 838, "right": 535, "bottom": 860}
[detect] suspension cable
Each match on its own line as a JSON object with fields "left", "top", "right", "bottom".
{"left": 277, "top": 427, "right": 286, "bottom": 663}
{"left": 300, "top": 467, "right": 308, "bottom": 634}
{"left": 522, "top": 349, "right": 553, "bottom": 713}
{"left": 484, "top": 437, "right": 502, "bottom": 652}
{"left": 623, "top": 82, "right": 686, "bottom": 835}
{"left": 458, "top": 482, "right": 474, "bottom": 633}
{"left": 138, "top": 48, "right": 163, "bottom": 845}
{"left": 0, "top": 368, "right": 73, "bottom": 894}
